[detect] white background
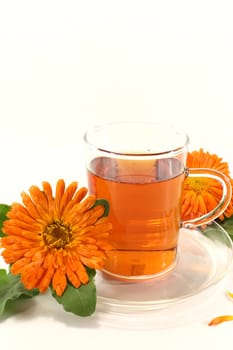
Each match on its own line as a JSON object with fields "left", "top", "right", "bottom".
{"left": 0, "top": 1, "right": 233, "bottom": 349}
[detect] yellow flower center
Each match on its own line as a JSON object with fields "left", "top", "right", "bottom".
{"left": 42, "top": 222, "right": 73, "bottom": 249}
{"left": 186, "top": 178, "right": 210, "bottom": 192}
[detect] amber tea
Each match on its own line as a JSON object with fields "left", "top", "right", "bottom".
{"left": 87, "top": 156, "right": 185, "bottom": 278}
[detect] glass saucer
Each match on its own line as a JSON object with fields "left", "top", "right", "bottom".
{"left": 95, "top": 221, "right": 233, "bottom": 314}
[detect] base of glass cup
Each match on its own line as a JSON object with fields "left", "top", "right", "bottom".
{"left": 101, "top": 253, "right": 179, "bottom": 283}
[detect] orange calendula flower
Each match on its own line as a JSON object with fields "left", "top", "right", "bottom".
{"left": 181, "top": 148, "right": 233, "bottom": 222}
{"left": 0, "top": 179, "right": 112, "bottom": 297}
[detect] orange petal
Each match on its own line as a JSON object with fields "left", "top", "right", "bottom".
{"left": 8, "top": 205, "right": 39, "bottom": 225}
{"left": 29, "top": 185, "right": 49, "bottom": 212}
{"left": 78, "top": 195, "right": 97, "bottom": 214}
{"left": 52, "top": 268, "right": 67, "bottom": 296}
{"left": 42, "top": 181, "right": 56, "bottom": 219}
{"left": 53, "top": 250, "right": 65, "bottom": 270}
{"left": 66, "top": 266, "right": 81, "bottom": 289}
{"left": 61, "top": 187, "right": 88, "bottom": 218}
{"left": 2, "top": 248, "right": 29, "bottom": 263}
{"left": 21, "top": 192, "right": 43, "bottom": 222}
{"left": 80, "top": 255, "right": 104, "bottom": 270}
{"left": 2, "top": 223, "right": 40, "bottom": 241}
{"left": 66, "top": 255, "right": 89, "bottom": 284}
{"left": 72, "top": 187, "right": 88, "bottom": 204}
{"left": 4, "top": 218, "right": 41, "bottom": 232}
{"left": 21, "top": 265, "right": 45, "bottom": 290}
{"left": 11, "top": 258, "right": 30, "bottom": 274}
{"left": 208, "top": 315, "right": 233, "bottom": 326}
{"left": 59, "top": 181, "right": 78, "bottom": 215}
{"left": 38, "top": 264, "right": 55, "bottom": 293}
{"left": 55, "top": 179, "right": 65, "bottom": 217}
{"left": 68, "top": 209, "right": 90, "bottom": 226}
{"left": 42, "top": 251, "right": 54, "bottom": 268}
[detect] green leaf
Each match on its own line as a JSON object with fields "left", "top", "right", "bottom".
{"left": 92, "top": 199, "right": 109, "bottom": 217}
{"left": 85, "top": 267, "right": 96, "bottom": 280}
{"left": 0, "top": 204, "right": 11, "bottom": 237}
{"left": 0, "top": 269, "right": 39, "bottom": 315}
{"left": 218, "top": 216, "right": 233, "bottom": 239}
{"left": 51, "top": 268, "right": 97, "bottom": 317}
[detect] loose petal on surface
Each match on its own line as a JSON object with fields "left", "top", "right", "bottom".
{"left": 226, "top": 290, "right": 233, "bottom": 299}
{"left": 208, "top": 315, "right": 233, "bottom": 326}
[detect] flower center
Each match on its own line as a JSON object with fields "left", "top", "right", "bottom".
{"left": 186, "top": 178, "right": 210, "bottom": 192}
{"left": 42, "top": 221, "right": 72, "bottom": 249}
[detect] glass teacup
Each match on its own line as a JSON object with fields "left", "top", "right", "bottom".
{"left": 84, "top": 122, "right": 232, "bottom": 280}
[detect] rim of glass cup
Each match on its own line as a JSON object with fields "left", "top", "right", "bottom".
{"left": 84, "top": 121, "right": 189, "bottom": 158}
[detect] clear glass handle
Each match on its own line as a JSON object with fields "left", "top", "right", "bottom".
{"left": 182, "top": 167, "right": 232, "bottom": 228}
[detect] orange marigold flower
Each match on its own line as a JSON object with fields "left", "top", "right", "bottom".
{"left": 181, "top": 148, "right": 233, "bottom": 222}
{"left": 0, "top": 179, "right": 112, "bottom": 297}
